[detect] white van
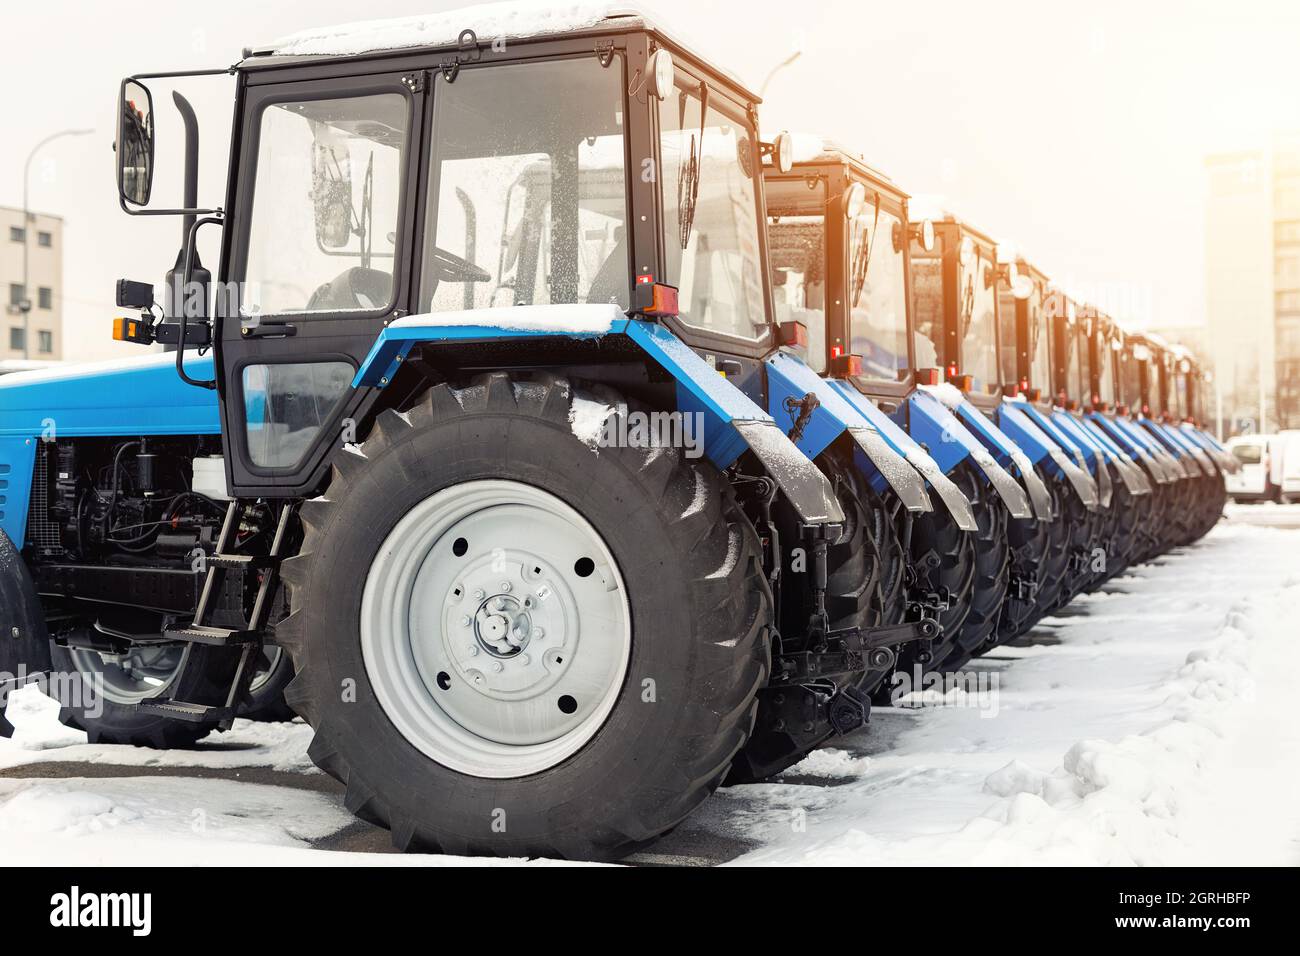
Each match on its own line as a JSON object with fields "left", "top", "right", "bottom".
{"left": 1225, "top": 434, "right": 1281, "bottom": 501}
{"left": 1278, "top": 431, "right": 1300, "bottom": 503}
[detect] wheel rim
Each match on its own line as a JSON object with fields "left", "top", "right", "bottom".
{"left": 68, "top": 644, "right": 184, "bottom": 705}
{"left": 360, "top": 479, "right": 632, "bottom": 779}
{"left": 249, "top": 646, "right": 283, "bottom": 694}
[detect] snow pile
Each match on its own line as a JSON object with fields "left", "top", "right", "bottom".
{"left": 388, "top": 304, "right": 622, "bottom": 336}
{"left": 0, "top": 685, "right": 317, "bottom": 774}
{"left": 906, "top": 194, "right": 951, "bottom": 224}
{"left": 725, "top": 519, "right": 1300, "bottom": 866}
{"left": 568, "top": 396, "right": 614, "bottom": 449}
{"left": 920, "top": 381, "right": 967, "bottom": 410}
{"left": 270, "top": 2, "right": 644, "bottom": 57}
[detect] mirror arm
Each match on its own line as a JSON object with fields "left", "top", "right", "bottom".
{"left": 175, "top": 214, "right": 224, "bottom": 391}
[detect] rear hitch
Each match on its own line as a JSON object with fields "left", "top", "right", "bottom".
{"left": 827, "top": 685, "right": 871, "bottom": 736}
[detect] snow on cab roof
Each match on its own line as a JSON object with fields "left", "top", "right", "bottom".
{"left": 257, "top": 2, "right": 756, "bottom": 96}
{"left": 268, "top": 1, "right": 643, "bottom": 57}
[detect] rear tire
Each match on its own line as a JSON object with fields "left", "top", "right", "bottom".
{"left": 279, "top": 374, "right": 771, "bottom": 860}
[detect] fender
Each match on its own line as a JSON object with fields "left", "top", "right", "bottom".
{"left": 1033, "top": 407, "right": 1112, "bottom": 509}
{"left": 824, "top": 380, "right": 978, "bottom": 531}
{"left": 899, "top": 390, "right": 1033, "bottom": 519}
{"left": 354, "top": 309, "right": 843, "bottom": 527}
{"left": 0, "top": 352, "right": 220, "bottom": 545}
{"left": 764, "top": 352, "right": 930, "bottom": 513}
{"left": 1134, "top": 417, "right": 1200, "bottom": 479}
{"left": 1088, "top": 413, "right": 1171, "bottom": 485}
{"left": 1180, "top": 424, "right": 1237, "bottom": 474}
{"left": 997, "top": 400, "right": 1097, "bottom": 514}
{"left": 1153, "top": 421, "right": 1215, "bottom": 477}
{"left": 1106, "top": 415, "right": 1183, "bottom": 483}
{"left": 0, "top": 528, "right": 51, "bottom": 738}
{"left": 947, "top": 397, "right": 1054, "bottom": 520}
{"left": 1061, "top": 413, "right": 1151, "bottom": 496}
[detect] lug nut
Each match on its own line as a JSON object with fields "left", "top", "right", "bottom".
{"left": 533, "top": 628, "right": 545, "bottom": 640}
{"left": 492, "top": 661, "right": 504, "bottom": 673}
{"left": 460, "top": 615, "right": 472, "bottom": 627}
{"left": 473, "top": 589, "right": 485, "bottom": 601}
{"left": 499, "top": 581, "right": 512, "bottom": 592}
{"left": 468, "top": 645, "right": 479, "bottom": 656}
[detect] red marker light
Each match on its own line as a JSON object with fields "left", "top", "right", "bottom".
{"left": 916, "top": 367, "right": 941, "bottom": 386}
{"left": 832, "top": 353, "right": 863, "bottom": 377}
{"left": 632, "top": 282, "right": 678, "bottom": 318}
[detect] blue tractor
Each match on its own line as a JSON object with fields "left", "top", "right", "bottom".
{"left": 0, "top": 6, "right": 958, "bottom": 859}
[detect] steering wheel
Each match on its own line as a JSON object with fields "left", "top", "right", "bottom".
{"left": 430, "top": 246, "right": 491, "bottom": 284}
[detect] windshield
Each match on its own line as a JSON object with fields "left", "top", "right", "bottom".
{"left": 1120, "top": 350, "right": 1143, "bottom": 407}
{"left": 1232, "top": 442, "right": 1263, "bottom": 464}
{"left": 766, "top": 178, "right": 827, "bottom": 371}
{"left": 997, "top": 290, "right": 1019, "bottom": 385}
{"left": 959, "top": 245, "right": 998, "bottom": 393}
{"left": 1097, "top": 337, "right": 1116, "bottom": 404}
{"left": 1028, "top": 285, "right": 1051, "bottom": 391}
{"left": 659, "top": 82, "right": 768, "bottom": 340}
{"left": 419, "top": 57, "right": 628, "bottom": 313}
{"left": 911, "top": 249, "right": 943, "bottom": 370}
{"left": 243, "top": 93, "right": 408, "bottom": 317}
{"left": 1064, "top": 321, "right": 1083, "bottom": 402}
{"left": 848, "top": 197, "right": 909, "bottom": 380}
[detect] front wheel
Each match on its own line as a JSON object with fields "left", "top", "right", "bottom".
{"left": 278, "top": 375, "right": 771, "bottom": 860}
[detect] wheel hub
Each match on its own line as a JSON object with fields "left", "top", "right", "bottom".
{"left": 361, "top": 480, "right": 631, "bottom": 778}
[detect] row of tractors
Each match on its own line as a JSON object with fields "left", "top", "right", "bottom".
{"left": 0, "top": 3, "right": 1234, "bottom": 860}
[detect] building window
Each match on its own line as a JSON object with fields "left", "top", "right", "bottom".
{"left": 1277, "top": 254, "right": 1300, "bottom": 291}
{"left": 37, "top": 231, "right": 52, "bottom": 248}
{"left": 8, "top": 283, "right": 25, "bottom": 308}
{"left": 8, "top": 226, "right": 24, "bottom": 243}
{"left": 1277, "top": 221, "right": 1300, "bottom": 245}
{"left": 9, "top": 328, "right": 24, "bottom": 351}
{"left": 37, "top": 330, "right": 52, "bottom": 354}
{"left": 37, "top": 287, "right": 52, "bottom": 310}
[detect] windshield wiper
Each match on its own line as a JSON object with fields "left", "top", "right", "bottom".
{"left": 849, "top": 192, "right": 880, "bottom": 309}
{"left": 677, "top": 83, "right": 708, "bottom": 250}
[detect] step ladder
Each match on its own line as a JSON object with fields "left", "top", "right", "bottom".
{"left": 136, "top": 500, "right": 294, "bottom": 727}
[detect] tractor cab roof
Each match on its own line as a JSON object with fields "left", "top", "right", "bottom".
{"left": 778, "top": 136, "right": 908, "bottom": 201}
{"left": 240, "top": 2, "right": 757, "bottom": 97}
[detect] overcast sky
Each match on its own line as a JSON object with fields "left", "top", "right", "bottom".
{"left": 4, "top": 0, "right": 1300, "bottom": 362}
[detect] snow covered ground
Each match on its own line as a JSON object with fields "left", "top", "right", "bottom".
{"left": 2, "top": 504, "right": 1298, "bottom": 866}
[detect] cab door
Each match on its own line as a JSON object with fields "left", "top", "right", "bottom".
{"left": 217, "top": 70, "right": 425, "bottom": 498}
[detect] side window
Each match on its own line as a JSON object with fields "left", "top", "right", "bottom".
{"left": 420, "top": 58, "right": 628, "bottom": 313}
{"left": 659, "top": 84, "right": 767, "bottom": 340}
{"left": 766, "top": 179, "right": 827, "bottom": 372}
{"left": 243, "top": 93, "right": 408, "bottom": 318}
{"left": 243, "top": 362, "right": 354, "bottom": 469}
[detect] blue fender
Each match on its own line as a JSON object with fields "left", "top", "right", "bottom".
{"left": 823, "top": 379, "right": 977, "bottom": 530}
{"left": 996, "top": 400, "right": 1098, "bottom": 513}
{"left": 1152, "top": 421, "right": 1215, "bottom": 477}
{"left": 1059, "top": 412, "right": 1151, "bottom": 496}
{"left": 949, "top": 398, "right": 1054, "bottom": 520}
{"left": 1118, "top": 416, "right": 1185, "bottom": 482}
{"left": 764, "top": 352, "right": 930, "bottom": 513}
{"left": 354, "top": 309, "right": 843, "bottom": 527}
{"left": 1180, "top": 424, "right": 1236, "bottom": 473}
{"left": 1028, "top": 405, "right": 1111, "bottom": 509}
{"left": 1136, "top": 417, "right": 1201, "bottom": 479}
{"left": 0, "top": 352, "right": 221, "bottom": 546}
{"left": 897, "top": 390, "right": 1033, "bottom": 519}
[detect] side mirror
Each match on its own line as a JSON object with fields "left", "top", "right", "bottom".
{"left": 773, "top": 130, "right": 794, "bottom": 173}
{"left": 117, "top": 80, "right": 155, "bottom": 206}
{"left": 311, "top": 127, "right": 354, "bottom": 249}
{"left": 648, "top": 49, "right": 675, "bottom": 101}
{"left": 910, "top": 219, "right": 935, "bottom": 252}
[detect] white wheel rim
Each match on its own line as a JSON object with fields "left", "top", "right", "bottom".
{"left": 360, "top": 479, "right": 632, "bottom": 778}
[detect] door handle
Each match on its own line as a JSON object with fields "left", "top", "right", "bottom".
{"left": 241, "top": 322, "right": 298, "bottom": 339}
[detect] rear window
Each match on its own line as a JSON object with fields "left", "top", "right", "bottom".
{"left": 1232, "top": 443, "right": 1263, "bottom": 464}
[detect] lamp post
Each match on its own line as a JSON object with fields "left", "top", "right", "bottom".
{"left": 759, "top": 49, "right": 802, "bottom": 99}
{"left": 18, "top": 128, "right": 93, "bottom": 359}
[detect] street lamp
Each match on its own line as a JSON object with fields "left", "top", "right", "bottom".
{"left": 17, "top": 128, "right": 93, "bottom": 359}
{"left": 759, "top": 49, "right": 803, "bottom": 99}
